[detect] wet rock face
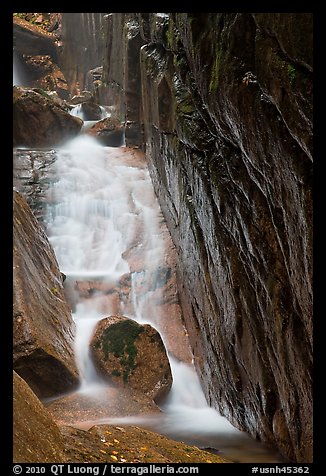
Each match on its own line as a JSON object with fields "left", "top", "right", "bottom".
{"left": 102, "top": 13, "right": 313, "bottom": 462}
{"left": 13, "top": 191, "right": 79, "bottom": 397}
{"left": 97, "top": 13, "right": 146, "bottom": 147}
{"left": 90, "top": 316, "right": 172, "bottom": 402}
{"left": 13, "top": 86, "right": 82, "bottom": 147}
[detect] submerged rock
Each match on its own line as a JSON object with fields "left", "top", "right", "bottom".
{"left": 13, "top": 86, "right": 82, "bottom": 147}
{"left": 13, "top": 191, "right": 79, "bottom": 397}
{"left": 90, "top": 316, "right": 172, "bottom": 402}
{"left": 45, "top": 385, "right": 160, "bottom": 426}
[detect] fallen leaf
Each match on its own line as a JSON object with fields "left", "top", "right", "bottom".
{"left": 115, "top": 427, "right": 126, "bottom": 432}
{"left": 112, "top": 451, "right": 119, "bottom": 455}
{"left": 100, "top": 450, "right": 106, "bottom": 454}
{"left": 113, "top": 439, "right": 120, "bottom": 444}
{"left": 110, "top": 455, "right": 118, "bottom": 461}
{"left": 140, "top": 447, "right": 148, "bottom": 451}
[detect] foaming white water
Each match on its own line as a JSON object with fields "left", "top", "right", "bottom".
{"left": 161, "top": 358, "right": 238, "bottom": 435}
{"left": 69, "top": 104, "right": 84, "bottom": 119}
{"left": 72, "top": 302, "right": 107, "bottom": 389}
{"left": 46, "top": 135, "right": 164, "bottom": 389}
{"left": 47, "top": 136, "right": 129, "bottom": 278}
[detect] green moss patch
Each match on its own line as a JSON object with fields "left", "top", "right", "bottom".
{"left": 99, "top": 319, "right": 144, "bottom": 382}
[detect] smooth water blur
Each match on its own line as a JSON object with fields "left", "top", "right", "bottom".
{"left": 44, "top": 135, "right": 285, "bottom": 462}
{"left": 13, "top": 51, "right": 23, "bottom": 86}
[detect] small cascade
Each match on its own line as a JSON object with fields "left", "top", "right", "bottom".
{"left": 70, "top": 103, "right": 110, "bottom": 122}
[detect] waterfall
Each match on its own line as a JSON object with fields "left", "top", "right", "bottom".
{"left": 43, "top": 134, "right": 284, "bottom": 462}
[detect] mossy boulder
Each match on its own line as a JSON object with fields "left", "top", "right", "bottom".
{"left": 90, "top": 316, "right": 172, "bottom": 402}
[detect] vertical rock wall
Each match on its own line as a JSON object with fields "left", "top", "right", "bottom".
{"left": 99, "top": 13, "right": 313, "bottom": 462}
{"left": 97, "top": 13, "right": 147, "bottom": 146}
{"left": 13, "top": 191, "right": 79, "bottom": 397}
{"left": 59, "top": 13, "right": 106, "bottom": 93}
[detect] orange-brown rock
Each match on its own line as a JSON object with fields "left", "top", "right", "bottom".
{"left": 86, "top": 116, "right": 124, "bottom": 146}
{"left": 23, "top": 55, "right": 68, "bottom": 98}
{"left": 13, "top": 86, "right": 82, "bottom": 147}
{"left": 13, "top": 371, "right": 66, "bottom": 463}
{"left": 13, "top": 370, "right": 228, "bottom": 463}
{"left": 45, "top": 385, "right": 160, "bottom": 426}
{"left": 13, "top": 16, "right": 58, "bottom": 60}
{"left": 61, "top": 425, "right": 229, "bottom": 463}
{"left": 90, "top": 316, "right": 172, "bottom": 402}
{"left": 13, "top": 191, "right": 79, "bottom": 398}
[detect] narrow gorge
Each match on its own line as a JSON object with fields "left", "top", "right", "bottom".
{"left": 13, "top": 13, "right": 313, "bottom": 465}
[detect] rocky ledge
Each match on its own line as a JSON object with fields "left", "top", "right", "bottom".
{"left": 14, "top": 371, "right": 228, "bottom": 463}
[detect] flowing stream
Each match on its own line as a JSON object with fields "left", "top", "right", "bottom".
{"left": 42, "top": 134, "right": 285, "bottom": 463}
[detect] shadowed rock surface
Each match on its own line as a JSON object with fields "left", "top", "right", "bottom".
{"left": 99, "top": 13, "right": 312, "bottom": 462}
{"left": 13, "top": 86, "right": 82, "bottom": 147}
{"left": 90, "top": 316, "right": 172, "bottom": 402}
{"left": 86, "top": 116, "right": 125, "bottom": 146}
{"left": 13, "top": 16, "right": 58, "bottom": 60}
{"left": 23, "top": 55, "right": 68, "bottom": 98}
{"left": 13, "top": 191, "right": 79, "bottom": 397}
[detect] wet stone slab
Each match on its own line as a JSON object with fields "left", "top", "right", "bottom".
{"left": 13, "top": 148, "right": 57, "bottom": 224}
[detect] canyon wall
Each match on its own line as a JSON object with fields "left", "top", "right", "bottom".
{"left": 63, "top": 13, "right": 313, "bottom": 462}
{"left": 59, "top": 13, "right": 107, "bottom": 93}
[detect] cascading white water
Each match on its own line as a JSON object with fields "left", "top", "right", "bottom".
{"left": 70, "top": 104, "right": 109, "bottom": 122}
{"left": 45, "top": 134, "right": 284, "bottom": 462}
